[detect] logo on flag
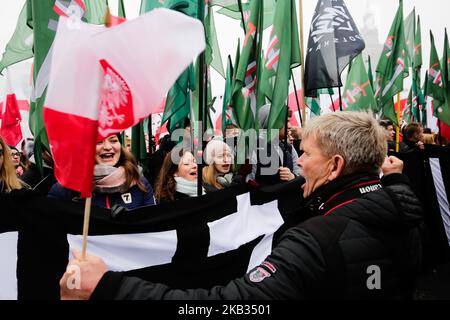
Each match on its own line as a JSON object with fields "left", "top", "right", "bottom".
{"left": 98, "top": 59, "right": 134, "bottom": 139}
{"left": 429, "top": 63, "right": 444, "bottom": 88}
{"left": 310, "top": 4, "right": 359, "bottom": 46}
{"left": 265, "top": 30, "right": 280, "bottom": 72}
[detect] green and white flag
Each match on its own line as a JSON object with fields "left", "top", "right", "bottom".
{"left": 307, "top": 96, "right": 321, "bottom": 118}
{"left": 440, "top": 29, "right": 450, "bottom": 125}
{"left": 231, "top": 0, "right": 262, "bottom": 130}
{"left": 404, "top": 8, "right": 415, "bottom": 68}
{"left": 27, "top": 0, "right": 110, "bottom": 169}
{"left": 0, "top": 3, "right": 33, "bottom": 75}
{"left": 261, "top": 0, "right": 301, "bottom": 131}
{"left": 343, "top": 54, "right": 378, "bottom": 112}
{"left": 217, "top": 0, "right": 275, "bottom": 30}
{"left": 375, "top": 0, "right": 408, "bottom": 124}
{"left": 402, "top": 87, "right": 414, "bottom": 124}
{"left": 83, "top": 0, "right": 108, "bottom": 24}
{"left": 428, "top": 31, "right": 450, "bottom": 125}
{"left": 413, "top": 15, "right": 422, "bottom": 70}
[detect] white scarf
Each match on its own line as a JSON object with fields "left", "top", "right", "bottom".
{"left": 174, "top": 177, "right": 205, "bottom": 197}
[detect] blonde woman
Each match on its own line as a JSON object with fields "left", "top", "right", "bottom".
{"left": 0, "top": 136, "right": 23, "bottom": 193}
{"left": 202, "top": 140, "right": 242, "bottom": 193}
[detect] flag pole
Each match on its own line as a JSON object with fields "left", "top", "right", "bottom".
{"left": 148, "top": 114, "right": 155, "bottom": 155}
{"left": 298, "top": 0, "right": 307, "bottom": 127}
{"left": 292, "top": 76, "right": 303, "bottom": 125}
{"left": 81, "top": 197, "right": 92, "bottom": 260}
{"left": 329, "top": 92, "right": 335, "bottom": 112}
{"left": 197, "top": 0, "right": 206, "bottom": 197}
{"left": 338, "top": 87, "right": 343, "bottom": 112}
{"left": 438, "top": 119, "right": 443, "bottom": 145}
{"left": 396, "top": 93, "right": 401, "bottom": 152}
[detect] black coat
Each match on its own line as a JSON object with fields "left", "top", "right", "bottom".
{"left": 91, "top": 173, "right": 424, "bottom": 300}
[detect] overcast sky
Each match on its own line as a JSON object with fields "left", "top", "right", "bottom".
{"left": 1, "top": 0, "right": 449, "bottom": 95}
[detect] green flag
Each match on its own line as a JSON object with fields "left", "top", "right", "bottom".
{"left": 307, "top": 96, "right": 321, "bottom": 118}
{"left": 162, "top": 65, "right": 196, "bottom": 133}
{"left": 231, "top": 0, "right": 262, "bottom": 130}
{"left": 411, "top": 77, "right": 421, "bottom": 122}
{"left": 367, "top": 55, "right": 374, "bottom": 92}
{"left": 261, "top": 0, "right": 301, "bottom": 131}
{"left": 131, "top": 120, "right": 148, "bottom": 168}
{"left": 204, "top": 3, "right": 225, "bottom": 77}
{"left": 318, "top": 88, "right": 335, "bottom": 96}
{"left": 28, "top": 0, "right": 108, "bottom": 170}
{"left": 428, "top": 31, "right": 450, "bottom": 125}
{"left": 342, "top": 54, "right": 378, "bottom": 112}
{"left": 28, "top": 0, "right": 62, "bottom": 167}
{"left": 222, "top": 56, "right": 234, "bottom": 133}
{"left": 83, "top": 0, "right": 108, "bottom": 24}
{"left": 411, "top": 15, "right": 423, "bottom": 123}
{"left": 422, "top": 70, "right": 428, "bottom": 127}
{"left": 413, "top": 15, "right": 423, "bottom": 69}
{"left": 402, "top": 87, "right": 414, "bottom": 124}
{"left": 0, "top": 3, "right": 33, "bottom": 74}
{"left": 375, "top": 0, "right": 408, "bottom": 124}
{"left": 440, "top": 29, "right": 450, "bottom": 126}
{"left": 141, "top": 1, "right": 197, "bottom": 134}
{"left": 217, "top": 0, "right": 275, "bottom": 30}
{"left": 404, "top": 8, "right": 415, "bottom": 68}
{"left": 140, "top": 0, "right": 197, "bottom": 17}
{"left": 118, "top": 0, "right": 126, "bottom": 18}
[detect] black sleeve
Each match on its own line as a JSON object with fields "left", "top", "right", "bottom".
{"left": 381, "top": 173, "right": 411, "bottom": 187}
{"left": 90, "top": 227, "right": 326, "bottom": 300}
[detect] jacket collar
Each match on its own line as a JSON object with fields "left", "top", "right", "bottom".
{"left": 304, "top": 172, "right": 382, "bottom": 216}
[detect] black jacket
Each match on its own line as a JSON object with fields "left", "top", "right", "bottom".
{"left": 91, "top": 173, "right": 424, "bottom": 300}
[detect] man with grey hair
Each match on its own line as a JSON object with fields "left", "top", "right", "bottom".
{"left": 60, "top": 112, "right": 424, "bottom": 300}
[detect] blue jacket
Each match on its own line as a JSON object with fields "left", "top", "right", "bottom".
{"left": 48, "top": 177, "right": 155, "bottom": 211}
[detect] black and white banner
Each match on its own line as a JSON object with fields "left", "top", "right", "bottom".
{"left": 0, "top": 179, "right": 305, "bottom": 300}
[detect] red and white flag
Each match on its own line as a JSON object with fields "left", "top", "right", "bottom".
{"left": 0, "top": 93, "right": 22, "bottom": 147}
{"left": 0, "top": 67, "right": 26, "bottom": 147}
{"left": 44, "top": 9, "right": 205, "bottom": 197}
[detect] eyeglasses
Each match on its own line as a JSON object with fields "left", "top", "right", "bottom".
{"left": 11, "top": 152, "right": 21, "bottom": 157}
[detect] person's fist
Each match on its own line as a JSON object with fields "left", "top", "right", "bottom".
{"left": 381, "top": 156, "right": 403, "bottom": 176}
{"left": 279, "top": 167, "right": 295, "bottom": 181}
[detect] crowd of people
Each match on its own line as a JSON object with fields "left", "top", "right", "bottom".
{"left": 56, "top": 112, "right": 426, "bottom": 300}
{"left": 1, "top": 111, "right": 448, "bottom": 299}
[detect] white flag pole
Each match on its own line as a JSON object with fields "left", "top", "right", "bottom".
{"left": 81, "top": 197, "right": 92, "bottom": 260}
{"left": 298, "top": 0, "right": 307, "bottom": 126}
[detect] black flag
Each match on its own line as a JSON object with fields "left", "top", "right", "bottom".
{"left": 304, "top": 0, "right": 365, "bottom": 97}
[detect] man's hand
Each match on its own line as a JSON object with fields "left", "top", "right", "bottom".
{"left": 59, "top": 249, "right": 108, "bottom": 300}
{"left": 417, "top": 141, "right": 425, "bottom": 150}
{"left": 279, "top": 167, "right": 295, "bottom": 181}
{"left": 381, "top": 156, "right": 404, "bottom": 176}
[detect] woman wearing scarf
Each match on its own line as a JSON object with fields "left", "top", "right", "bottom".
{"left": 0, "top": 136, "right": 25, "bottom": 193}
{"left": 8, "top": 146, "right": 27, "bottom": 177}
{"left": 154, "top": 147, "right": 204, "bottom": 203}
{"left": 48, "top": 134, "right": 155, "bottom": 211}
{"left": 202, "top": 139, "right": 243, "bottom": 193}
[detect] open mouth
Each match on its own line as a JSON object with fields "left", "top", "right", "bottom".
{"left": 100, "top": 153, "right": 115, "bottom": 160}
{"left": 189, "top": 171, "right": 197, "bottom": 177}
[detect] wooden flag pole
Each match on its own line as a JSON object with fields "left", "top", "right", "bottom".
{"left": 298, "top": 0, "right": 307, "bottom": 127}
{"left": 396, "top": 93, "right": 401, "bottom": 152}
{"left": 81, "top": 197, "right": 92, "bottom": 260}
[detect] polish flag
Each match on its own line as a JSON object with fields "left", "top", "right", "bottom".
{"left": 0, "top": 93, "right": 22, "bottom": 147}
{"left": 44, "top": 9, "right": 205, "bottom": 197}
